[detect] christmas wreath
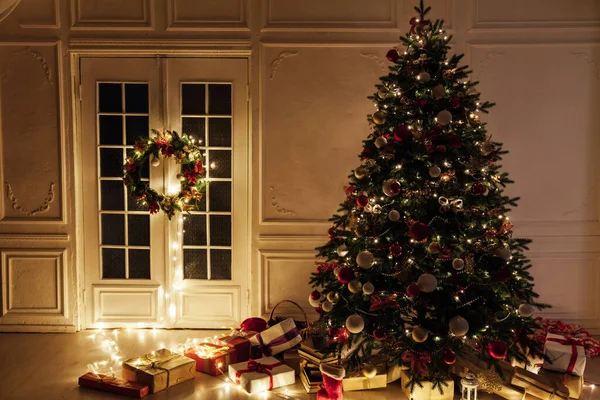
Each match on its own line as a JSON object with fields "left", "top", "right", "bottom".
{"left": 123, "top": 129, "right": 206, "bottom": 219}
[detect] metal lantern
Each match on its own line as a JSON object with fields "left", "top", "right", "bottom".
{"left": 461, "top": 372, "right": 479, "bottom": 400}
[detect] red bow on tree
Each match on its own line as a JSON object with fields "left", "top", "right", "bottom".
{"left": 402, "top": 350, "right": 431, "bottom": 377}
{"left": 369, "top": 294, "right": 400, "bottom": 311}
{"left": 409, "top": 17, "right": 431, "bottom": 35}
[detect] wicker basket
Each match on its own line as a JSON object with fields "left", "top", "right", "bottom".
{"left": 268, "top": 300, "right": 311, "bottom": 340}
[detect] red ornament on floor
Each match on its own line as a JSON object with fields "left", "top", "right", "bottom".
{"left": 386, "top": 49, "right": 400, "bottom": 62}
{"left": 410, "top": 222, "right": 430, "bottom": 241}
{"left": 443, "top": 350, "right": 457, "bottom": 365}
{"left": 337, "top": 267, "right": 354, "bottom": 284}
{"left": 488, "top": 339, "right": 508, "bottom": 359}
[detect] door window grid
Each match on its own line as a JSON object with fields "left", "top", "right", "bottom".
{"left": 97, "top": 82, "right": 151, "bottom": 280}
{"left": 181, "top": 82, "right": 232, "bottom": 281}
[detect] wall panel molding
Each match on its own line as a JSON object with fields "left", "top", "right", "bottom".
{"left": 92, "top": 284, "right": 159, "bottom": 326}
{"left": 17, "top": 0, "right": 60, "bottom": 29}
{"left": 70, "top": 0, "right": 154, "bottom": 30}
{"left": 166, "top": 0, "right": 248, "bottom": 31}
{"left": 175, "top": 286, "right": 240, "bottom": 328}
{"left": 0, "top": 233, "right": 69, "bottom": 242}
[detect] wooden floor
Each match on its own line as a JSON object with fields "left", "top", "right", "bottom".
{"left": 1, "top": 330, "right": 599, "bottom": 399}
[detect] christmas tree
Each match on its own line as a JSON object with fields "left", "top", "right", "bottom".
{"left": 308, "top": 0, "right": 550, "bottom": 391}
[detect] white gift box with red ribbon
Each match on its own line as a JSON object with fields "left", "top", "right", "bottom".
{"left": 543, "top": 333, "right": 586, "bottom": 376}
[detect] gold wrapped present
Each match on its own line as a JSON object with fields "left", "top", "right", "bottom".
{"left": 122, "top": 349, "right": 195, "bottom": 393}
{"left": 400, "top": 369, "right": 454, "bottom": 400}
{"left": 511, "top": 367, "right": 569, "bottom": 400}
{"left": 538, "top": 369, "right": 584, "bottom": 399}
{"left": 343, "top": 363, "right": 387, "bottom": 392}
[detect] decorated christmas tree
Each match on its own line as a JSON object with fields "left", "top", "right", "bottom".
{"left": 308, "top": 0, "right": 550, "bottom": 392}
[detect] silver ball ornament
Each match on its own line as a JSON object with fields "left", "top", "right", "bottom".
{"left": 348, "top": 279, "right": 363, "bottom": 294}
{"left": 321, "top": 301, "right": 334, "bottom": 312}
{"left": 496, "top": 247, "right": 511, "bottom": 261}
{"left": 417, "top": 71, "right": 431, "bottom": 83}
{"left": 151, "top": 156, "right": 160, "bottom": 167}
{"left": 362, "top": 282, "right": 375, "bottom": 295}
{"left": 449, "top": 316, "right": 469, "bottom": 337}
{"left": 374, "top": 136, "right": 388, "bottom": 148}
{"left": 436, "top": 110, "right": 453, "bottom": 126}
{"left": 429, "top": 166, "right": 441, "bottom": 178}
{"left": 362, "top": 363, "right": 377, "bottom": 378}
{"left": 417, "top": 273, "right": 438, "bottom": 293}
{"left": 452, "top": 258, "right": 465, "bottom": 271}
{"left": 346, "top": 314, "right": 365, "bottom": 334}
{"left": 356, "top": 251, "right": 374, "bottom": 269}
{"left": 432, "top": 83, "right": 445, "bottom": 99}
{"left": 481, "top": 141, "right": 494, "bottom": 156}
{"left": 519, "top": 304, "right": 535, "bottom": 318}
{"left": 388, "top": 209, "right": 401, "bottom": 222}
{"left": 337, "top": 245, "right": 349, "bottom": 257}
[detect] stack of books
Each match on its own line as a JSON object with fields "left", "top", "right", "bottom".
{"left": 298, "top": 339, "right": 337, "bottom": 366}
{"left": 299, "top": 360, "right": 322, "bottom": 394}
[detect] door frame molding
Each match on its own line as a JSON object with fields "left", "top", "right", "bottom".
{"left": 70, "top": 40, "right": 253, "bottom": 330}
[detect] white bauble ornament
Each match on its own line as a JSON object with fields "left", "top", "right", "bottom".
{"left": 382, "top": 180, "right": 400, "bottom": 197}
{"left": 151, "top": 156, "right": 160, "bottom": 167}
{"left": 417, "top": 71, "right": 431, "bottom": 83}
{"left": 308, "top": 294, "right": 321, "bottom": 308}
{"left": 377, "top": 87, "right": 388, "bottom": 99}
{"left": 333, "top": 266, "right": 341, "bottom": 276}
{"left": 432, "top": 83, "right": 445, "bottom": 99}
{"left": 346, "top": 314, "right": 365, "bottom": 334}
{"left": 327, "top": 291, "right": 340, "bottom": 303}
{"left": 348, "top": 279, "right": 363, "bottom": 294}
{"left": 337, "top": 245, "right": 349, "bottom": 257}
{"left": 362, "top": 282, "right": 375, "bottom": 295}
{"left": 412, "top": 326, "right": 429, "bottom": 343}
{"left": 321, "top": 301, "right": 334, "bottom": 312}
{"left": 417, "top": 273, "right": 438, "bottom": 293}
{"left": 428, "top": 242, "right": 441, "bottom": 254}
{"left": 429, "top": 165, "right": 441, "bottom": 178}
{"left": 496, "top": 247, "right": 511, "bottom": 261}
{"left": 519, "top": 304, "right": 535, "bottom": 318}
{"left": 356, "top": 251, "right": 375, "bottom": 269}
{"left": 388, "top": 209, "right": 401, "bottom": 222}
{"left": 481, "top": 141, "right": 494, "bottom": 156}
{"left": 449, "top": 316, "right": 469, "bottom": 337}
{"left": 452, "top": 258, "right": 465, "bottom": 271}
{"left": 374, "top": 136, "right": 388, "bottom": 149}
{"left": 436, "top": 110, "right": 453, "bottom": 126}
{"left": 362, "top": 364, "right": 377, "bottom": 378}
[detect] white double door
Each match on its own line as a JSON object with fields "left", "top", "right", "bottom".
{"left": 80, "top": 57, "right": 249, "bottom": 329}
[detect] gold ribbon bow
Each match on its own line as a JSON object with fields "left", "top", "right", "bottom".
{"left": 132, "top": 351, "right": 181, "bottom": 388}
{"left": 438, "top": 196, "right": 463, "bottom": 212}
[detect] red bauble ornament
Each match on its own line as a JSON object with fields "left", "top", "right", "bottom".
{"left": 315, "top": 306, "right": 323, "bottom": 313}
{"left": 390, "top": 181, "right": 402, "bottom": 194}
{"left": 373, "top": 328, "right": 386, "bottom": 341}
{"left": 406, "top": 283, "right": 421, "bottom": 297}
{"left": 471, "top": 183, "right": 485, "bottom": 195}
{"left": 310, "top": 290, "right": 321, "bottom": 301}
{"left": 443, "top": 350, "right": 457, "bottom": 365}
{"left": 356, "top": 194, "right": 369, "bottom": 208}
{"left": 327, "top": 327, "right": 339, "bottom": 338}
{"left": 337, "top": 267, "right": 354, "bottom": 284}
{"left": 435, "top": 144, "right": 447, "bottom": 153}
{"left": 449, "top": 97, "right": 461, "bottom": 109}
{"left": 393, "top": 125, "right": 412, "bottom": 142}
{"left": 448, "top": 134, "right": 462, "bottom": 148}
{"left": 441, "top": 248, "right": 453, "bottom": 258}
{"left": 345, "top": 185, "right": 355, "bottom": 195}
{"left": 327, "top": 227, "right": 336, "bottom": 238}
{"left": 336, "top": 327, "right": 350, "bottom": 343}
{"left": 386, "top": 49, "right": 400, "bottom": 62}
{"left": 410, "top": 222, "right": 430, "bottom": 241}
{"left": 488, "top": 340, "right": 508, "bottom": 360}
{"left": 389, "top": 244, "right": 403, "bottom": 257}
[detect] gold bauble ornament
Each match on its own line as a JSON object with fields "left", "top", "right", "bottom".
{"left": 377, "top": 87, "right": 388, "bottom": 99}
{"left": 429, "top": 165, "right": 441, "bottom": 178}
{"left": 449, "top": 316, "right": 469, "bottom": 337}
{"left": 436, "top": 110, "right": 453, "bottom": 126}
{"left": 374, "top": 136, "right": 388, "bottom": 148}
{"left": 412, "top": 326, "right": 429, "bottom": 343}
{"left": 356, "top": 251, "right": 375, "bottom": 269}
{"left": 372, "top": 111, "right": 387, "bottom": 125}
{"left": 337, "top": 245, "right": 349, "bottom": 257}
{"left": 518, "top": 304, "right": 535, "bottom": 318}
{"left": 362, "top": 282, "right": 375, "bottom": 295}
{"left": 321, "top": 300, "right": 334, "bottom": 312}
{"left": 151, "top": 156, "right": 160, "bottom": 167}
{"left": 327, "top": 291, "right": 340, "bottom": 303}
{"left": 481, "top": 141, "right": 494, "bottom": 156}
{"left": 428, "top": 242, "right": 441, "bottom": 254}
{"left": 452, "top": 258, "right": 465, "bottom": 270}
{"left": 417, "top": 273, "right": 438, "bottom": 293}
{"left": 348, "top": 279, "right": 363, "bottom": 294}
{"left": 346, "top": 314, "right": 365, "bottom": 334}
{"left": 432, "top": 83, "right": 446, "bottom": 99}
{"left": 354, "top": 166, "right": 368, "bottom": 179}
{"left": 388, "top": 209, "right": 401, "bottom": 221}
{"left": 417, "top": 71, "right": 431, "bottom": 83}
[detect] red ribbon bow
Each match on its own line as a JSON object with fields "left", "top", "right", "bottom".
{"left": 369, "top": 294, "right": 400, "bottom": 311}
{"left": 235, "top": 359, "right": 283, "bottom": 390}
{"left": 409, "top": 17, "right": 431, "bottom": 35}
{"left": 546, "top": 336, "right": 580, "bottom": 374}
{"left": 402, "top": 351, "right": 431, "bottom": 377}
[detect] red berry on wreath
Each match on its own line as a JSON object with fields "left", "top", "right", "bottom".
{"left": 443, "top": 350, "right": 457, "bottom": 365}
{"left": 471, "top": 183, "right": 485, "bottom": 195}
{"left": 487, "top": 339, "right": 508, "bottom": 359}
{"left": 410, "top": 222, "right": 430, "bottom": 241}
{"left": 373, "top": 328, "right": 386, "bottom": 341}
{"left": 393, "top": 125, "right": 412, "bottom": 142}
{"left": 386, "top": 49, "right": 400, "bottom": 62}
{"left": 356, "top": 194, "right": 369, "bottom": 208}
{"left": 406, "top": 283, "right": 421, "bottom": 297}
{"left": 327, "top": 227, "right": 337, "bottom": 238}
{"left": 310, "top": 290, "right": 321, "bottom": 301}
{"left": 337, "top": 267, "right": 355, "bottom": 284}
{"left": 389, "top": 244, "right": 403, "bottom": 257}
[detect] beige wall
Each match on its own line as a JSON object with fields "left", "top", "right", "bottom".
{"left": 0, "top": 0, "right": 599, "bottom": 332}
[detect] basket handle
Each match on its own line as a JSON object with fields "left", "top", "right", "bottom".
{"left": 269, "top": 300, "right": 311, "bottom": 338}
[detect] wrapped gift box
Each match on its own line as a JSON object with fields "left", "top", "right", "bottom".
{"left": 78, "top": 372, "right": 149, "bottom": 398}
{"left": 228, "top": 356, "right": 295, "bottom": 394}
{"left": 217, "top": 332, "right": 254, "bottom": 363}
{"left": 538, "top": 369, "right": 584, "bottom": 399}
{"left": 282, "top": 349, "right": 302, "bottom": 375}
{"left": 543, "top": 333, "right": 586, "bottom": 377}
{"left": 184, "top": 343, "right": 235, "bottom": 376}
{"left": 511, "top": 367, "right": 569, "bottom": 400}
{"left": 249, "top": 318, "right": 302, "bottom": 357}
{"left": 343, "top": 365, "right": 387, "bottom": 392}
{"left": 400, "top": 369, "right": 454, "bottom": 400}
{"left": 122, "top": 349, "right": 195, "bottom": 393}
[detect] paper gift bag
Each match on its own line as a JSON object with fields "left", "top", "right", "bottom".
{"left": 122, "top": 349, "right": 195, "bottom": 393}
{"left": 184, "top": 343, "right": 235, "bottom": 376}
{"left": 228, "top": 356, "right": 295, "bottom": 394}
{"left": 543, "top": 333, "right": 586, "bottom": 377}
{"left": 78, "top": 372, "right": 149, "bottom": 398}
{"left": 249, "top": 318, "right": 302, "bottom": 356}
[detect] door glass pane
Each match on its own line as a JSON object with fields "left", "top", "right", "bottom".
{"left": 209, "top": 181, "right": 231, "bottom": 212}
{"left": 101, "top": 214, "right": 125, "bottom": 245}
{"left": 128, "top": 215, "right": 150, "bottom": 246}
{"left": 100, "top": 148, "right": 123, "bottom": 177}
{"left": 183, "top": 215, "right": 207, "bottom": 246}
{"left": 102, "top": 248, "right": 125, "bottom": 278}
{"left": 125, "top": 84, "right": 149, "bottom": 113}
{"left": 208, "top": 118, "right": 231, "bottom": 147}
{"left": 183, "top": 249, "right": 208, "bottom": 279}
{"left": 211, "top": 250, "right": 231, "bottom": 280}
{"left": 101, "top": 181, "right": 124, "bottom": 211}
{"left": 182, "top": 84, "right": 205, "bottom": 115}
{"left": 129, "top": 249, "right": 150, "bottom": 279}
{"left": 99, "top": 115, "right": 123, "bottom": 145}
{"left": 182, "top": 117, "right": 206, "bottom": 145}
{"left": 208, "top": 150, "right": 231, "bottom": 179}
{"left": 210, "top": 215, "right": 231, "bottom": 246}
{"left": 126, "top": 116, "right": 149, "bottom": 145}
{"left": 208, "top": 84, "right": 231, "bottom": 115}
{"left": 98, "top": 83, "right": 122, "bottom": 113}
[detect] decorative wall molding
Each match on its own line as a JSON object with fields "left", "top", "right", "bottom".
{"left": 359, "top": 52, "right": 388, "bottom": 72}
{"left": 0, "top": 0, "right": 21, "bottom": 23}
{"left": 473, "top": 50, "right": 504, "bottom": 80}
{"left": 570, "top": 52, "right": 600, "bottom": 80}
{"left": 0, "top": 233, "right": 69, "bottom": 242}
{"left": 70, "top": 0, "right": 154, "bottom": 31}
{"left": 17, "top": 0, "right": 60, "bottom": 29}
{"left": 268, "top": 187, "right": 295, "bottom": 216}
{"left": 258, "top": 234, "right": 324, "bottom": 243}
{"left": 166, "top": 0, "right": 248, "bottom": 32}
{"left": 92, "top": 284, "right": 159, "bottom": 326}
{"left": 268, "top": 51, "right": 298, "bottom": 80}
{"left": 4, "top": 182, "right": 55, "bottom": 216}
{"left": 175, "top": 286, "right": 240, "bottom": 328}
